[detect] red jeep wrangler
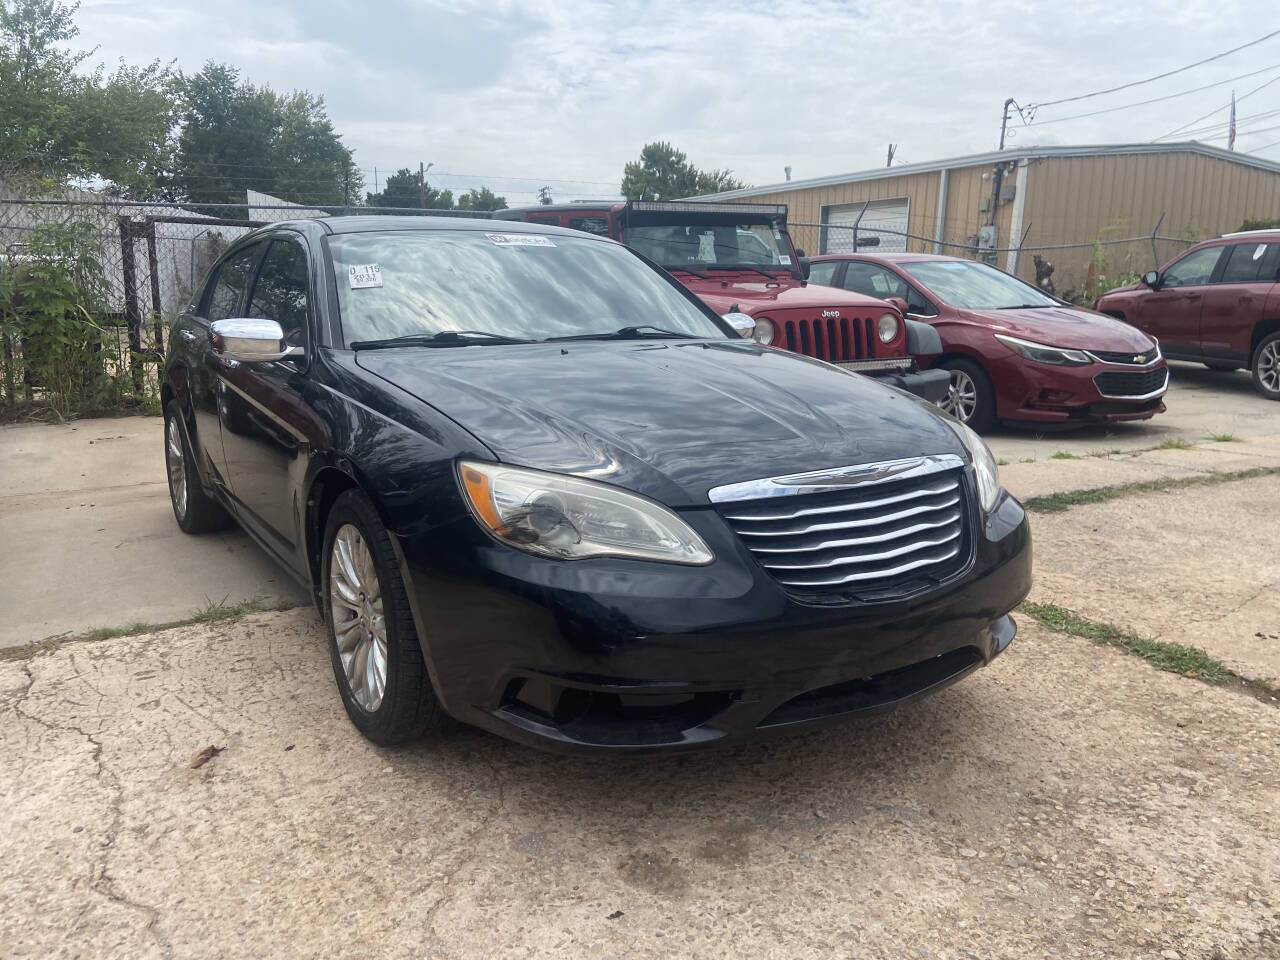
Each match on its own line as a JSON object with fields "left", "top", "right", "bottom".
{"left": 494, "top": 201, "right": 948, "bottom": 402}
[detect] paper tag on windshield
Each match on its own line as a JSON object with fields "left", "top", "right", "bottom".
{"left": 349, "top": 264, "right": 382, "bottom": 289}
{"left": 779, "top": 255, "right": 792, "bottom": 265}
{"left": 486, "top": 234, "right": 556, "bottom": 247}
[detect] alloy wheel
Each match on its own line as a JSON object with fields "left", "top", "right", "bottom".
{"left": 166, "top": 416, "right": 188, "bottom": 519}
{"left": 1259, "top": 341, "right": 1280, "bottom": 393}
{"left": 940, "top": 369, "right": 978, "bottom": 423}
{"left": 329, "top": 524, "right": 388, "bottom": 711}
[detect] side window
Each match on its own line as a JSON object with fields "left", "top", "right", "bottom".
{"left": 807, "top": 261, "right": 840, "bottom": 286}
{"left": 245, "top": 238, "right": 310, "bottom": 347}
{"left": 1219, "top": 242, "right": 1280, "bottom": 284}
{"left": 568, "top": 216, "right": 610, "bottom": 237}
{"left": 842, "top": 262, "right": 908, "bottom": 300}
{"left": 905, "top": 284, "right": 937, "bottom": 317}
{"left": 203, "top": 244, "right": 263, "bottom": 321}
{"left": 1162, "top": 246, "right": 1224, "bottom": 287}
{"left": 528, "top": 217, "right": 561, "bottom": 228}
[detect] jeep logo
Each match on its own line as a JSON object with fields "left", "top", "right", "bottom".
{"left": 821, "top": 310, "right": 841, "bottom": 318}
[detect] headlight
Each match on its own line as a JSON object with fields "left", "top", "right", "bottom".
{"left": 457, "top": 460, "right": 713, "bottom": 565}
{"left": 941, "top": 418, "right": 1002, "bottom": 512}
{"left": 753, "top": 316, "right": 776, "bottom": 345}
{"left": 995, "top": 333, "right": 1091, "bottom": 366}
{"left": 877, "top": 313, "right": 900, "bottom": 344}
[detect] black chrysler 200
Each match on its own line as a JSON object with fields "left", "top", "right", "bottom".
{"left": 161, "top": 216, "right": 1031, "bottom": 753}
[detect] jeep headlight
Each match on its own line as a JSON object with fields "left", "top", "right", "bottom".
{"left": 877, "top": 313, "right": 900, "bottom": 344}
{"left": 942, "top": 419, "right": 1001, "bottom": 512}
{"left": 753, "top": 316, "right": 776, "bottom": 345}
{"left": 458, "top": 461, "right": 713, "bottom": 564}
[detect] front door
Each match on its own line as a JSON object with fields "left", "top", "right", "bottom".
{"left": 1140, "top": 245, "right": 1226, "bottom": 355}
{"left": 217, "top": 236, "right": 315, "bottom": 564}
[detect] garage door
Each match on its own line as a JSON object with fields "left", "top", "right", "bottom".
{"left": 823, "top": 198, "right": 909, "bottom": 254}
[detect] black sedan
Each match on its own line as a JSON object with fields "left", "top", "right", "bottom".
{"left": 161, "top": 216, "right": 1031, "bottom": 753}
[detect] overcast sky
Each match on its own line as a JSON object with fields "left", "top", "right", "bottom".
{"left": 74, "top": 0, "right": 1280, "bottom": 203}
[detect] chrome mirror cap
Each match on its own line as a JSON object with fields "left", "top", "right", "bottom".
{"left": 722, "top": 312, "right": 756, "bottom": 339}
{"left": 210, "top": 318, "right": 303, "bottom": 363}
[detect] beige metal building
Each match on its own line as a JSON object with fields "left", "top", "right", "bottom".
{"left": 700, "top": 143, "right": 1280, "bottom": 297}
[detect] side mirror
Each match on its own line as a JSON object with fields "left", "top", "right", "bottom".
{"left": 885, "top": 296, "right": 910, "bottom": 317}
{"left": 210, "top": 318, "right": 303, "bottom": 363}
{"left": 1142, "top": 270, "right": 1159, "bottom": 288}
{"left": 798, "top": 257, "right": 811, "bottom": 280}
{"left": 722, "top": 312, "right": 756, "bottom": 339}
{"left": 794, "top": 248, "right": 806, "bottom": 259}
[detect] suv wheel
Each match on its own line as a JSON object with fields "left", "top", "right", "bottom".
{"left": 938, "top": 358, "right": 996, "bottom": 432}
{"left": 1252, "top": 332, "right": 1280, "bottom": 400}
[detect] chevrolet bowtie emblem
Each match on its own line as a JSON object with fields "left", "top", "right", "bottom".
{"left": 1134, "top": 354, "right": 1145, "bottom": 363}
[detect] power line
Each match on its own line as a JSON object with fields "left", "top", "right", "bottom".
{"left": 1249, "top": 137, "right": 1280, "bottom": 151}
{"left": 1156, "top": 72, "right": 1280, "bottom": 139}
{"left": 1167, "top": 104, "right": 1280, "bottom": 139}
{"left": 1025, "top": 63, "right": 1280, "bottom": 126}
{"left": 1028, "top": 28, "right": 1280, "bottom": 109}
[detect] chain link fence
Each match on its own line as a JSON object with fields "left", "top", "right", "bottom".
{"left": 0, "top": 198, "right": 474, "bottom": 417}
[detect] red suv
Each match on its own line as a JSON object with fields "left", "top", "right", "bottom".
{"left": 1094, "top": 230, "right": 1280, "bottom": 400}
{"left": 494, "top": 201, "right": 949, "bottom": 402}
{"left": 807, "top": 253, "right": 1167, "bottom": 432}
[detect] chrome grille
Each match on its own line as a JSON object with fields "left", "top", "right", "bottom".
{"left": 711, "top": 456, "right": 971, "bottom": 594}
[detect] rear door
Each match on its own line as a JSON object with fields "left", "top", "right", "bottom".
{"left": 1200, "top": 241, "right": 1280, "bottom": 363}
{"left": 1140, "top": 244, "right": 1227, "bottom": 356}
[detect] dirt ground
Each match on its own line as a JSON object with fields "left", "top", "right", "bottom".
{"left": 4, "top": 418, "right": 1280, "bottom": 958}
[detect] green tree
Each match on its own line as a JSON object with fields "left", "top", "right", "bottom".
{"left": 457, "top": 186, "right": 507, "bottom": 211}
{"left": 366, "top": 167, "right": 452, "bottom": 209}
{"left": 173, "top": 61, "right": 361, "bottom": 209}
{"left": 620, "top": 141, "right": 744, "bottom": 200}
{"left": 0, "top": 0, "right": 178, "bottom": 195}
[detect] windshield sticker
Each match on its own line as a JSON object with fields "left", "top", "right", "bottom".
{"left": 485, "top": 234, "right": 556, "bottom": 247}
{"left": 1254, "top": 244, "right": 1268, "bottom": 260}
{"left": 779, "top": 255, "right": 792, "bottom": 265}
{"left": 938, "top": 262, "right": 968, "bottom": 270}
{"left": 773, "top": 227, "right": 783, "bottom": 240}
{"left": 697, "top": 232, "right": 716, "bottom": 261}
{"left": 348, "top": 264, "right": 383, "bottom": 289}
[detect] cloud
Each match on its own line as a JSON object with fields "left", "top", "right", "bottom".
{"left": 73, "top": 0, "right": 1278, "bottom": 202}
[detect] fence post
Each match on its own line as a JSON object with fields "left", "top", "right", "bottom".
{"left": 117, "top": 216, "right": 145, "bottom": 395}
{"left": 1149, "top": 212, "right": 1165, "bottom": 272}
{"left": 144, "top": 219, "right": 164, "bottom": 361}
{"left": 851, "top": 201, "right": 869, "bottom": 252}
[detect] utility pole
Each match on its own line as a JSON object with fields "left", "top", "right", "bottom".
{"left": 886, "top": 144, "right": 897, "bottom": 167}
{"left": 418, "top": 161, "right": 426, "bottom": 209}
{"left": 343, "top": 167, "right": 350, "bottom": 214}
{"left": 987, "top": 98, "right": 1017, "bottom": 230}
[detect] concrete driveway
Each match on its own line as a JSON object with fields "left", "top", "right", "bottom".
{"left": 0, "top": 416, "right": 309, "bottom": 648}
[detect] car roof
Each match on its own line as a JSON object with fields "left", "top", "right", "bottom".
{"left": 810, "top": 252, "right": 959, "bottom": 264}
{"left": 260, "top": 214, "right": 598, "bottom": 239}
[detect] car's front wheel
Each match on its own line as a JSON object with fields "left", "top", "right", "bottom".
{"left": 321, "top": 489, "right": 447, "bottom": 744}
{"left": 164, "top": 401, "right": 232, "bottom": 534}
{"left": 1252, "top": 332, "right": 1280, "bottom": 400}
{"left": 937, "top": 358, "right": 996, "bottom": 432}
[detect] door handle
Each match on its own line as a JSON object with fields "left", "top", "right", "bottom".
{"left": 1186, "top": 293, "right": 1201, "bottom": 301}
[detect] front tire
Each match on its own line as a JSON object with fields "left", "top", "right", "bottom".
{"left": 937, "top": 358, "right": 996, "bottom": 432}
{"left": 1252, "top": 332, "right": 1280, "bottom": 400}
{"left": 322, "top": 489, "right": 446, "bottom": 744}
{"left": 164, "top": 401, "right": 232, "bottom": 534}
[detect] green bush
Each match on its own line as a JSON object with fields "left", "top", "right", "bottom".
{"left": 0, "top": 218, "right": 126, "bottom": 420}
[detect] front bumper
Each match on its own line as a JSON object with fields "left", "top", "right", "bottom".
{"left": 982, "top": 353, "right": 1169, "bottom": 424}
{"left": 881, "top": 367, "right": 951, "bottom": 405}
{"left": 395, "top": 489, "right": 1032, "bottom": 754}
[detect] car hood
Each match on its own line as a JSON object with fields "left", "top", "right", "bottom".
{"left": 956, "top": 305, "right": 1154, "bottom": 351}
{"left": 676, "top": 276, "right": 895, "bottom": 317}
{"left": 356, "top": 340, "right": 964, "bottom": 506}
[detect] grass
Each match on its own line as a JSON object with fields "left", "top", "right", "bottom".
{"left": 1, "top": 596, "right": 303, "bottom": 661}
{"left": 1158, "top": 437, "right": 1193, "bottom": 450}
{"left": 1086, "top": 447, "right": 1124, "bottom": 458}
{"left": 1022, "top": 466, "right": 1280, "bottom": 513}
{"left": 1020, "top": 601, "right": 1276, "bottom": 703}
{"left": 1050, "top": 451, "right": 1080, "bottom": 460}
{"left": 996, "top": 458, "right": 1011, "bottom": 467}
{"left": 1208, "top": 432, "right": 1239, "bottom": 443}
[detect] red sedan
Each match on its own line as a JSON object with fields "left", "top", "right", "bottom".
{"left": 807, "top": 253, "right": 1168, "bottom": 432}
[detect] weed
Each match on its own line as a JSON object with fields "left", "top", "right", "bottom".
{"left": 1050, "top": 451, "right": 1080, "bottom": 460}
{"left": 1020, "top": 601, "right": 1275, "bottom": 703}
{"left": 1023, "top": 466, "right": 1280, "bottom": 513}
{"left": 1208, "top": 433, "right": 1239, "bottom": 443}
{"left": 1157, "top": 437, "right": 1193, "bottom": 450}
{"left": 996, "top": 458, "right": 1011, "bottom": 467}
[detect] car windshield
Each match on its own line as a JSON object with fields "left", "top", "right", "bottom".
{"left": 624, "top": 222, "right": 793, "bottom": 271}
{"left": 900, "top": 260, "right": 1058, "bottom": 309}
{"left": 328, "top": 230, "right": 729, "bottom": 344}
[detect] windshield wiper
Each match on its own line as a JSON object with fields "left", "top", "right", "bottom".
{"left": 664, "top": 265, "right": 713, "bottom": 279}
{"left": 349, "top": 330, "right": 534, "bottom": 350}
{"left": 711, "top": 265, "right": 785, "bottom": 280}
{"left": 544, "top": 325, "right": 700, "bottom": 342}
{"left": 995, "top": 304, "right": 1057, "bottom": 310}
